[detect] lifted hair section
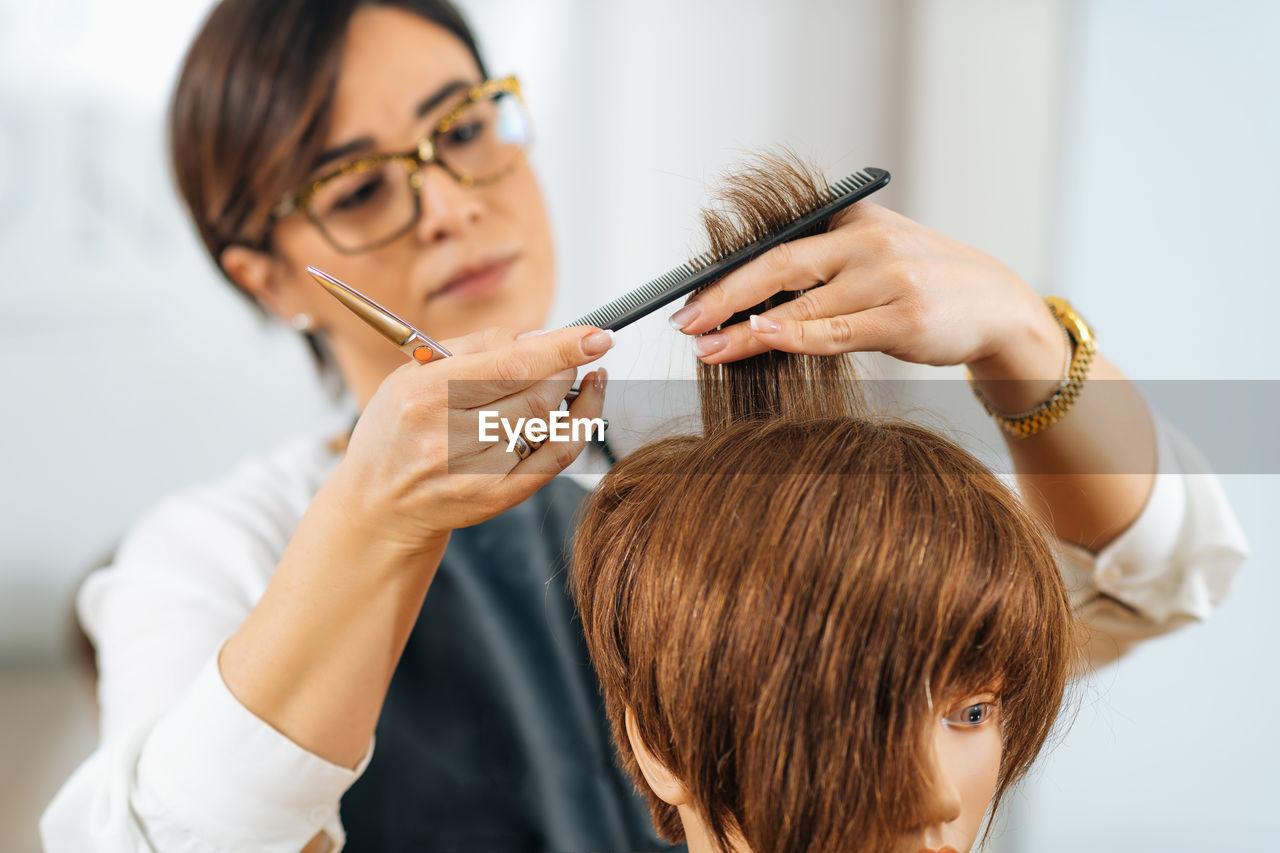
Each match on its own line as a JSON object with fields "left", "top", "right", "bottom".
{"left": 694, "top": 150, "right": 865, "bottom": 434}
{"left": 698, "top": 150, "right": 828, "bottom": 261}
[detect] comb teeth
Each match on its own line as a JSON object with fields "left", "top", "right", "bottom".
{"left": 823, "top": 170, "right": 873, "bottom": 203}
{"left": 566, "top": 167, "right": 889, "bottom": 331}
{"left": 571, "top": 263, "right": 697, "bottom": 329}
{"left": 687, "top": 250, "right": 718, "bottom": 273}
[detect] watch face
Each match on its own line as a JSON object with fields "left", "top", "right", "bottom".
{"left": 1047, "top": 297, "right": 1095, "bottom": 350}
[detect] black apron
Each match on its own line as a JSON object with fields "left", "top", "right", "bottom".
{"left": 340, "top": 477, "right": 684, "bottom": 853}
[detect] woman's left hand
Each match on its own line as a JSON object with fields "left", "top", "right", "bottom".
{"left": 667, "top": 199, "right": 1162, "bottom": 559}
{"left": 667, "top": 201, "right": 1064, "bottom": 382}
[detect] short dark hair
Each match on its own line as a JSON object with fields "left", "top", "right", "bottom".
{"left": 170, "top": 0, "right": 485, "bottom": 262}
{"left": 168, "top": 0, "right": 485, "bottom": 373}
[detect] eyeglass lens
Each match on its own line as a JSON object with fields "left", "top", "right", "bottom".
{"left": 308, "top": 91, "right": 532, "bottom": 252}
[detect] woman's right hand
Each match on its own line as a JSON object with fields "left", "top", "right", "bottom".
{"left": 216, "top": 324, "right": 610, "bottom": 772}
{"left": 322, "top": 324, "right": 613, "bottom": 553}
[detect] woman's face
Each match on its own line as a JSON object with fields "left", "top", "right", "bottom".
{"left": 894, "top": 693, "right": 1004, "bottom": 853}
{"left": 260, "top": 6, "right": 556, "bottom": 402}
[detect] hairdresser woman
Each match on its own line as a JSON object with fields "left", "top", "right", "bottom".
{"left": 43, "top": 1, "right": 1245, "bottom": 851}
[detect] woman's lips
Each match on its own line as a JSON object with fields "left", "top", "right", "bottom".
{"left": 431, "top": 256, "right": 516, "bottom": 302}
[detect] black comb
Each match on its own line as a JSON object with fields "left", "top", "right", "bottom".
{"left": 565, "top": 167, "right": 890, "bottom": 331}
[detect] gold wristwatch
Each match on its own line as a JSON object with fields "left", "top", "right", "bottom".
{"left": 971, "top": 296, "right": 1097, "bottom": 439}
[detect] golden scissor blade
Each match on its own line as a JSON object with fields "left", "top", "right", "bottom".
{"left": 306, "top": 266, "right": 414, "bottom": 345}
{"left": 306, "top": 266, "right": 452, "bottom": 362}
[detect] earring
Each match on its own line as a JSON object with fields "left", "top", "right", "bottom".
{"left": 290, "top": 313, "right": 315, "bottom": 332}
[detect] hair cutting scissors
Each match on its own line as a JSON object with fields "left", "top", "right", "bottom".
{"left": 305, "top": 266, "right": 594, "bottom": 459}
{"left": 306, "top": 265, "right": 581, "bottom": 404}
{"left": 306, "top": 266, "right": 453, "bottom": 364}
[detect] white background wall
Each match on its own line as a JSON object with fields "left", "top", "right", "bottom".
{"left": 999, "top": 1, "right": 1279, "bottom": 848}
{"left": 0, "top": 0, "right": 1275, "bottom": 850}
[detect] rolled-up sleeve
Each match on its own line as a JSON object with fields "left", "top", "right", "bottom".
{"left": 1052, "top": 416, "right": 1249, "bottom": 668}
{"left": 42, "top": 651, "right": 373, "bottom": 853}
{"left": 138, "top": 651, "right": 373, "bottom": 851}
{"left": 40, "top": 443, "right": 374, "bottom": 852}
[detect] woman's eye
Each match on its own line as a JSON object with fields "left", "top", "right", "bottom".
{"left": 943, "top": 702, "right": 995, "bottom": 727}
{"left": 442, "top": 120, "right": 486, "bottom": 147}
{"left": 332, "top": 175, "right": 384, "bottom": 212}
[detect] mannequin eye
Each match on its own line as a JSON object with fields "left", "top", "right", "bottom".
{"left": 942, "top": 701, "right": 996, "bottom": 727}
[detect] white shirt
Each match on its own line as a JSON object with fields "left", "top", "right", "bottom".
{"left": 40, "top": 417, "right": 1248, "bottom": 852}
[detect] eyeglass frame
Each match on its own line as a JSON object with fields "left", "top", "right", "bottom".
{"left": 270, "top": 76, "right": 530, "bottom": 254}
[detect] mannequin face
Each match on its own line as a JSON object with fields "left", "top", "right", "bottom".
{"left": 222, "top": 6, "right": 556, "bottom": 405}
{"left": 892, "top": 693, "right": 1003, "bottom": 853}
{"left": 627, "top": 692, "right": 1004, "bottom": 853}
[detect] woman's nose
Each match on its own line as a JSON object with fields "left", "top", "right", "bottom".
{"left": 413, "top": 163, "right": 482, "bottom": 243}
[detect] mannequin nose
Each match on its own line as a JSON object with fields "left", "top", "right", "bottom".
{"left": 919, "top": 771, "right": 963, "bottom": 830}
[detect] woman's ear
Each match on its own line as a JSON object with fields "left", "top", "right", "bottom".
{"left": 625, "top": 707, "right": 691, "bottom": 807}
{"left": 220, "top": 244, "right": 290, "bottom": 320}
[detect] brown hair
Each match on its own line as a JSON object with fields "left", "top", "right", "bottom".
{"left": 169, "top": 0, "right": 485, "bottom": 374}
{"left": 170, "top": 0, "right": 485, "bottom": 267}
{"left": 695, "top": 152, "right": 864, "bottom": 433}
{"left": 570, "top": 154, "right": 1077, "bottom": 852}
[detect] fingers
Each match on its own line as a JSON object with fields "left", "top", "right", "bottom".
{"left": 460, "top": 369, "right": 580, "bottom": 443}
{"left": 742, "top": 306, "right": 903, "bottom": 358}
{"left": 343, "top": 326, "right": 611, "bottom": 542}
{"left": 669, "top": 204, "right": 895, "bottom": 336}
{"left": 510, "top": 367, "right": 609, "bottom": 477}
{"left": 443, "top": 326, "right": 614, "bottom": 407}
{"left": 690, "top": 304, "right": 904, "bottom": 364}
{"left": 436, "top": 326, "right": 522, "bottom": 356}
{"left": 687, "top": 269, "right": 891, "bottom": 363}
{"left": 668, "top": 234, "right": 836, "bottom": 335}
{"left": 412, "top": 361, "right": 601, "bottom": 522}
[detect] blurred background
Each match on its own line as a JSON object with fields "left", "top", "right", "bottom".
{"left": 1, "top": 0, "right": 1276, "bottom": 850}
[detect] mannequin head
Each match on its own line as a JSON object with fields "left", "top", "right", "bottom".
{"left": 572, "top": 416, "right": 1076, "bottom": 852}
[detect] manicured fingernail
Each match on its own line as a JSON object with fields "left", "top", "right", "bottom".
{"left": 581, "top": 329, "right": 615, "bottom": 356}
{"left": 692, "top": 333, "right": 727, "bottom": 357}
{"left": 669, "top": 302, "right": 702, "bottom": 331}
{"left": 593, "top": 367, "right": 608, "bottom": 393}
{"left": 516, "top": 328, "right": 547, "bottom": 339}
{"left": 748, "top": 314, "right": 780, "bottom": 334}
